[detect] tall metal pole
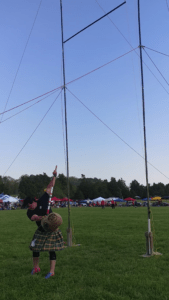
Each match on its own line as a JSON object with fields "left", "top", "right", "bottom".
{"left": 60, "top": 0, "right": 72, "bottom": 246}
{"left": 137, "top": 0, "right": 152, "bottom": 255}
{"left": 59, "top": 0, "right": 126, "bottom": 248}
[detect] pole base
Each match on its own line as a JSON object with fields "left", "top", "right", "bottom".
{"left": 141, "top": 254, "right": 152, "bottom": 258}
{"left": 66, "top": 227, "right": 81, "bottom": 247}
{"left": 152, "top": 251, "right": 162, "bottom": 256}
{"left": 145, "top": 231, "right": 153, "bottom": 256}
{"left": 141, "top": 251, "right": 162, "bottom": 258}
{"left": 67, "top": 227, "right": 72, "bottom": 247}
{"left": 64, "top": 243, "right": 81, "bottom": 248}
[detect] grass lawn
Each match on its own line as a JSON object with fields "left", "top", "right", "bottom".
{"left": 0, "top": 206, "right": 169, "bottom": 300}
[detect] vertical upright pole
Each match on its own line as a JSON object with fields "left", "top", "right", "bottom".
{"left": 137, "top": 0, "right": 152, "bottom": 255}
{"left": 60, "top": 0, "right": 72, "bottom": 246}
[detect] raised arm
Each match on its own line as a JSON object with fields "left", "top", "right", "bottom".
{"left": 45, "top": 166, "right": 57, "bottom": 195}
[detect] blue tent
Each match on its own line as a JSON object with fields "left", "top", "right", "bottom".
{"left": 79, "top": 200, "right": 87, "bottom": 203}
{"left": 80, "top": 200, "right": 92, "bottom": 204}
{"left": 114, "top": 198, "right": 126, "bottom": 202}
{"left": 142, "top": 198, "right": 151, "bottom": 201}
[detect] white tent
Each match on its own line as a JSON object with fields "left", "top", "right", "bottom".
{"left": 105, "top": 197, "right": 118, "bottom": 201}
{"left": 92, "top": 197, "right": 105, "bottom": 203}
{"left": 2, "top": 195, "right": 19, "bottom": 203}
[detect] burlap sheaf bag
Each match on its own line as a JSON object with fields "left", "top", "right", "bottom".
{"left": 41, "top": 212, "right": 63, "bottom": 232}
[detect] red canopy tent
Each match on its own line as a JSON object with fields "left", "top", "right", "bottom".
{"left": 51, "top": 197, "right": 61, "bottom": 201}
{"left": 61, "top": 197, "right": 73, "bottom": 202}
{"left": 124, "top": 197, "right": 135, "bottom": 201}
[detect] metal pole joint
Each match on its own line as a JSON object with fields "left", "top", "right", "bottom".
{"left": 138, "top": 45, "right": 145, "bottom": 49}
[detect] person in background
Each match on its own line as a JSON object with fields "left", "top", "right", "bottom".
{"left": 111, "top": 199, "right": 115, "bottom": 209}
{"left": 101, "top": 200, "right": 105, "bottom": 209}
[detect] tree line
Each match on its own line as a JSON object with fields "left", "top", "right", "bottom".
{"left": 0, "top": 173, "right": 169, "bottom": 200}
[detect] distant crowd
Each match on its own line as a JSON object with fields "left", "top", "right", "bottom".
{"left": 0, "top": 202, "right": 21, "bottom": 210}
{"left": 0, "top": 199, "right": 168, "bottom": 211}
{"left": 51, "top": 200, "right": 169, "bottom": 208}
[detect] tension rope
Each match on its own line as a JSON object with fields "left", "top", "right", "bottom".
{"left": 0, "top": 0, "right": 43, "bottom": 123}
{"left": 67, "top": 87, "right": 169, "bottom": 181}
{"left": 1, "top": 90, "right": 57, "bottom": 124}
{"left": 0, "top": 48, "right": 138, "bottom": 119}
{"left": 3, "top": 90, "right": 62, "bottom": 176}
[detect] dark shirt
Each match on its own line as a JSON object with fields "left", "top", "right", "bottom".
{"left": 27, "top": 192, "right": 52, "bottom": 227}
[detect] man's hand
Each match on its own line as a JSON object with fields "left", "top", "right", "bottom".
{"left": 46, "top": 166, "right": 57, "bottom": 195}
{"left": 31, "top": 215, "right": 43, "bottom": 221}
{"left": 53, "top": 166, "right": 57, "bottom": 177}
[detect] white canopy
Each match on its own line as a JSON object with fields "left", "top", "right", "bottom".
{"left": 1, "top": 195, "right": 19, "bottom": 203}
{"left": 105, "top": 197, "right": 118, "bottom": 201}
{"left": 92, "top": 197, "right": 105, "bottom": 202}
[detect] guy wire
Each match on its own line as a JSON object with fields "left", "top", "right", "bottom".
{"left": 67, "top": 87, "right": 169, "bottom": 181}
{"left": 145, "top": 46, "right": 169, "bottom": 57}
{"left": 1, "top": 90, "right": 57, "bottom": 124}
{"left": 0, "top": 0, "right": 43, "bottom": 123}
{"left": 143, "top": 48, "right": 169, "bottom": 86}
{"left": 95, "top": 0, "right": 169, "bottom": 98}
{"left": 3, "top": 90, "right": 62, "bottom": 176}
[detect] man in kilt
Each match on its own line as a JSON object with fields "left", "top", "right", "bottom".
{"left": 22, "top": 167, "right": 64, "bottom": 279}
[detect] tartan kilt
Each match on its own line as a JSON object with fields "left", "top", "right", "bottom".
{"left": 29, "top": 228, "right": 64, "bottom": 252}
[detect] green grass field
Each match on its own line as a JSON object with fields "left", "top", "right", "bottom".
{"left": 0, "top": 207, "right": 169, "bottom": 300}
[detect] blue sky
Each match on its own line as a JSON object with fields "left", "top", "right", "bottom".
{"left": 0, "top": 0, "right": 169, "bottom": 186}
